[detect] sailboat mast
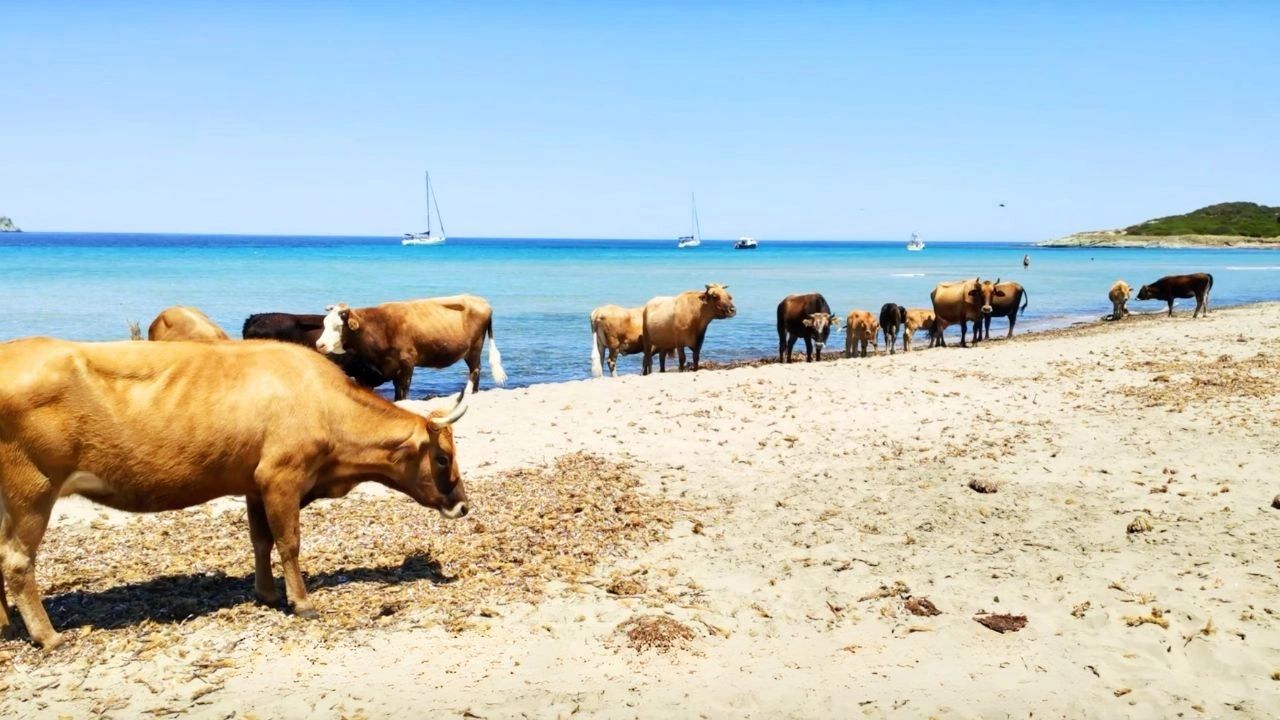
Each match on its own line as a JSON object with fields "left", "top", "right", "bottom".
{"left": 692, "top": 193, "right": 701, "bottom": 241}
{"left": 424, "top": 171, "right": 431, "bottom": 234}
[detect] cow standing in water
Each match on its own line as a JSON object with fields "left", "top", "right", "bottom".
{"left": 148, "top": 306, "right": 230, "bottom": 341}
{"left": 976, "top": 280, "right": 1028, "bottom": 341}
{"left": 902, "top": 308, "right": 939, "bottom": 351}
{"left": 589, "top": 304, "right": 670, "bottom": 377}
{"left": 1137, "top": 273, "right": 1214, "bottom": 317}
{"left": 641, "top": 284, "right": 736, "bottom": 374}
{"left": 777, "top": 293, "right": 839, "bottom": 363}
{"left": 1108, "top": 281, "right": 1132, "bottom": 320}
{"left": 0, "top": 337, "right": 472, "bottom": 649}
{"left": 316, "top": 295, "right": 506, "bottom": 400}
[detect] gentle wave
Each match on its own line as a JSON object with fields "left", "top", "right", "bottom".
{"left": 1225, "top": 266, "right": 1280, "bottom": 271}
{"left": 890, "top": 272, "right": 927, "bottom": 277}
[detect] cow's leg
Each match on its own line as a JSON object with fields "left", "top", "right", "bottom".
{"left": 467, "top": 354, "right": 482, "bottom": 392}
{"left": 1006, "top": 314, "right": 1016, "bottom": 339}
{"left": 657, "top": 351, "right": 666, "bottom": 373}
{"left": 1195, "top": 292, "right": 1206, "bottom": 318}
{"left": 642, "top": 343, "right": 652, "bottom": 376}
{"left": 1, "top": 478, "right": 60, "bottom": 648}
{"left": 677, "top": 346, "right": 687, "bottom": 371}
{"left": 959, "top": 320, "right": 968, "bottom": 347}
{"left": 392, "top": 369, "right": 413, "bottom": 401}
{"left": 259, "top": 485, "right": 315, "bottom": 618}
{"left": 786, "top": 334, "right": 799, "bottom": 363}
{"left": 607, "top": 349, "right": 618, "bottom": 377}
{"left": 778, "top": 330, "right": 787, "bottom": 364}
{"left": 1167, "top": 300, "right": 1174, "bottom": 317}
{"left": 246, "top": 496, "right": 280, "bottom": 607}
{"left": 692, "top": 329, "right": 708, "bottom": 371}
{"left": 803, "top": 336, "right": 814, "bottom": 362}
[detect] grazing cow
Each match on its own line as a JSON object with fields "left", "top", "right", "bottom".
{"left": 976, "top": 280, "right": 1028, "bottom": 341}
{"left": 243, "top": 312, "right": 388, "bottom": 388}
{"left": 147, "top": 306, "right": 230, "bottom": 341}
{"left": 878, "top": 303, "right": 907, "bottom": 355}
{"left": 316, "top": 295, "right": 506, "bottom": 401}
{"left": 844, "top": 310, "right": 879, "bottom": 358}
{"left": 1108, "top": 280, "right": 1131, "bottom": 320}
{"left": 0, "top": 337, "right": 472, "bottom": 649}
{"left": 777, "top": 293, "right": 840, "bottom": 363}
{"left": 930, "top": 278, "right": 992, "bottom": 347}
{"left": 1137, "top": 273, "right": 1214, "bottom": 317}
{"left": 902, "top": 308, "right": 938, "bottom": 352}
{"left": 641, "top": 284, "right": 736, "bottom": 374}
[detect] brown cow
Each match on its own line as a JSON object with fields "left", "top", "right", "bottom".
{"left": 0, "top": 337, "right": 471, "bottom": 649}
{"left": 1136, "top": 273, "right": 1214, "bottom": 317}
{"left": 777, "top": 293, "right": 839, "bottom": 363}
{"left": 976, "top": 280, "right": 1028, "bottom": 341}
{"left": 903, "top": 308, "right": 937, "bottom": 351}
{"left": 640, "top": 284, "right": 736, "bottom": 374}
{"left": 1108, "top": 280, "right": 1131, "bottom": 320}
{"left": 930, "top": 277, "right": 997, "bottom": 347}
{"left": 316, "top": 295, "right": 506, "bottom": 400}
{"left": 844, "top": 310, "right": 878, "bottom": 358}
{"left": 147, "top": 306, "right": 230, "bottom": 341}
{"left": 590, "top": 304, "right": 640, "bottom": 377}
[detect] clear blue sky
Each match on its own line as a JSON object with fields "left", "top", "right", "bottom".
{"left": 2, "top": 1, "right": 1277, "bottom": 240}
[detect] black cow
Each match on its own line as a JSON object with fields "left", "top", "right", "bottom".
{"left": 777, "top": 293, "right": 839, "bottom": 363}
{"left": 242, "top": 312, "right": 388, "bottom": 388}
{"left": 1136, "top": 273, "right": 1214, "bottom": 318}
{"left": 878, "top": 303, "right": 906, "bottom": 355}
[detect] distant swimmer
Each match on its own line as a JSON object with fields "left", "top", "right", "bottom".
{"left": 1022, "top": 254, "right": 1030, "bottom": 268}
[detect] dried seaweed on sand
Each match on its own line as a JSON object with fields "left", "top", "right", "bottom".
{"left": 617, "top": 615, "right": 695, "bottom": 653}
{"left": 974, "top": 613, "right": 1027, "bottom": 633}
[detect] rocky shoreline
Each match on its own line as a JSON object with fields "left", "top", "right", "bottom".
{"left": 0, "top": 216, "right": 21, "bottom": 232}
{"left": 1039, "top": 230, "right": 1280, "bottom": 248}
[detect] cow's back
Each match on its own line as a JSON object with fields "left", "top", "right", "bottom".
{"left": 593, "top": 304, "right": 644, "bottom": 352}
{"left": 642, "top": 294, "right": 685, "bottom": 349}
{"left": 149, "top": 306, "right": 229, "bottom": 342}
{"left": 0, "top": 338, "right": 350, "bottom": 510}
{"left": 931, "top": 280, "right": 978, "bottom": 322}
{"left": 380, "top": 296, "right": 493, "bottom": 363}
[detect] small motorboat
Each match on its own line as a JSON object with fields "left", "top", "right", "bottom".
{"left": 734, "top": 237, "right": 758, "bottom": 250}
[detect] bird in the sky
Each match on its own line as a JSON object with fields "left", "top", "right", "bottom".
{"left": 999, "top": 203, "right": 1006, "bottom": 207}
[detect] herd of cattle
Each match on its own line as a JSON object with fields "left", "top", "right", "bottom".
{"left": 0, "top": 272, "right": 1214, "bottom": 649}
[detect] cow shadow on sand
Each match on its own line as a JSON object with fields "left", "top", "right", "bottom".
{"left": 37, "top": 553, "right": 455, "bottom": 633}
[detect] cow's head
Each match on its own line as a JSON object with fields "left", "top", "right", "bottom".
{"left": 317, "top": 303, "right": 359, "bottom": 354}
{"left": 398, "top": 388, "right": 471, "bottom": 519}
{"left": 802, "top": 312, "right": 840, "bottom": 349}
{"left": 967, "top": 278, "right": 1006, "bottom": 315}
{"left": 1136, "top": 285, "right": 1153, "bottom": 300}
{"left": 702, "top": 284, "right": 736, "bottom": 319}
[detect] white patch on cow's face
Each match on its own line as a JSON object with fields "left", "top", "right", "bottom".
{"left": 440, "top": 501, "right": 469, "bottom": 519}
{"left": 316, "top": 306, "right": 347, "bottom": 354}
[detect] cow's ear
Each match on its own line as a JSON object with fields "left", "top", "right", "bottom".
{"left": 802, "top": 318, "right": 814, "bottom": 327}
{"left": 994, "top": 289, "right": 1007, "bottom": 297}
{"left": 830, "top": 316, "right": 842, "bottom": 328}
{"left": 346, "top": 311, "right": 361, "bottom": 331}
{"left": 968, "top": 288, "right": 981, "bottom": 296}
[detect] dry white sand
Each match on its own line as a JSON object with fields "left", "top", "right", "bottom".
{"left": 5, "top": 303, "right": 1280, "bottom": 719}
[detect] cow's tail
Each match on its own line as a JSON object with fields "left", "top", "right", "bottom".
{"left": 1207, "top": 273, "right": 1214, "bottom": 293}
{"left": 1020, "top": 288, "right": 1029, "bottom": 313}
{"left": 486, "top": 318, "right": 508, "bottom": 386}
{"left": 590, "top": 313, "right": 604, "bottom": 378}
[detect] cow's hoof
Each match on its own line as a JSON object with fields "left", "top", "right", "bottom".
{"left": 254, "top": 591, "right": 282, "bottom": 608}
{"left": 293, "top": 607, "right": 320, "bottom": 620}
{"left": 35, "top": 632, "right": 65, "bottom": 651}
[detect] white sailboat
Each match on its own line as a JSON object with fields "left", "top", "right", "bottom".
{"left": 906, "top": 232, "right": 925, "bottom": 251}
{"left": 402, "top": 171, "right": 447, "bottom": 246}
{"left": 677, "top": 193, "right": 702, "bottom": 248}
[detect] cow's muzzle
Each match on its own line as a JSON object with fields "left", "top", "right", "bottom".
{"left": 439, "top": 501, "right": 469, "bottom": 519}
{"left": 981, "top": 305, "right": 993, "bottom": 314}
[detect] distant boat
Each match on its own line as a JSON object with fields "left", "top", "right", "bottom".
{"left": 402, "top": 171, "right": 447, "bottom": 246}
{"left": 733, "top": 237, "right": 758, "bottom": 250}
{"left": 677, "top": 193, "right": 702, "bottom": 248}
{"left": 906, "top": 232, "right": 925, "bottom": 251}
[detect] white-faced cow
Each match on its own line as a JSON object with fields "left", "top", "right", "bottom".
{"left": 641, "top": 284, "right": 736, "bottom": 374}
{"left": 0, "top": 337, "right": 472, "bottom": 649}
{"left": 243, "top": 312, "right": 389, "bottom": 388}
{"left": 147, "top": 306, "right": 230, "bottom": 342}
{"left": 316, "top": 295, "right": 506, "bottom": 401}
{"left": 777, "top": 293, "right": 840, "bottom": 363}
{"left": 1136, "top": 273, "right": 1214, "bottom": 317}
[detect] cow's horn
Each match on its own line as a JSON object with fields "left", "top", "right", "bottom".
{"left": 430, "top": 385, "right": 471, "bottom": 429}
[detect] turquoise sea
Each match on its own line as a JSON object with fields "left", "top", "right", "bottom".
{"left": 3, "top": 233, "right": 1278, "bottom": 399}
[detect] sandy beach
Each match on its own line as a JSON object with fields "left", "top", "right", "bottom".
{"left": 4, "top": 303, "right": 1280, "bottom": 719}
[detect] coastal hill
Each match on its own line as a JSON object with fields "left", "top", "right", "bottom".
{"left": 1040, "top": 202, "right": 1280, "bottom": 247}
{"left": 0, "top": 216, "right": 20, "bottom": 232}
